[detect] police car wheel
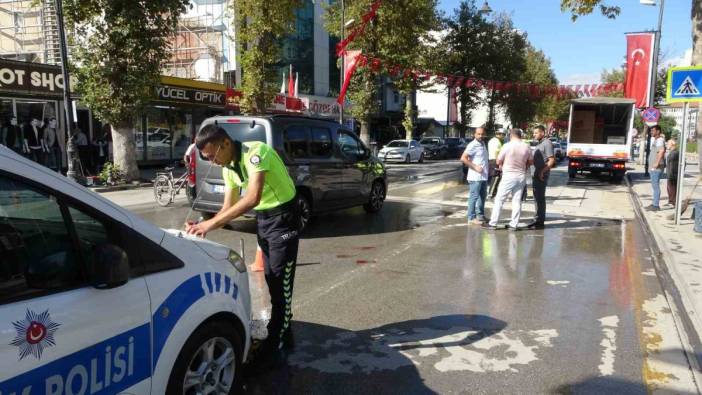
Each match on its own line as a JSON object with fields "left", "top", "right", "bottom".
{"left": 167, "top": 320, "right": 243, "bottom": 395}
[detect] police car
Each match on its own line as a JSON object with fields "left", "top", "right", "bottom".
{"left": 0, "top": 146, "right": 251, "bottom": 394}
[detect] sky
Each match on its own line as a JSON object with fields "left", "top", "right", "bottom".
{"left": 438, "top": 0, "right": 693, "bottom": 85}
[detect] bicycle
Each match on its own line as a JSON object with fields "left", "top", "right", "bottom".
{"left": 153, "top": 165, "right": 189, "bottom": 207}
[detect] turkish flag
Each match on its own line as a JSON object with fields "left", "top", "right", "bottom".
{"left": 625, "top": 33, "right": 655, "bottom": 108}
{"left": 337, "top": 50, "right": 362, "bottom": 105}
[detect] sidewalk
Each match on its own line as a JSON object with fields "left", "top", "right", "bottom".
{"left": 628, "top": 160, "right": 702, "bottom": 350}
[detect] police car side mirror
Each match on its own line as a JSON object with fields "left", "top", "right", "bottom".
{"left": 90, "top": 244, "right": 130, "bottom": 289}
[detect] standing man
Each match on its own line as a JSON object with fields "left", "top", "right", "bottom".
{"left": 186, "top": 124, "right": 299, "bottom": 374}
{"left": 528, "top": 125, "right": 556, "bottom": 229}
{"left": 488, "top": 128, "right": 505, "bottom": 199}
{"left": 646, "top": 125, "right": 666, "bottom": 211}
{"left": 461, "top": 127, "right": 489, "bottom": 225}
{"left": 485, "top": 128, "right": 533, "bottom": 230}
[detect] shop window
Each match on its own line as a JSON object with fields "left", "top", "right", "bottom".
{"left": 171, "top": 110, "right": 191, "bottom": 163}
{"left": 284, "top": 126, "right": 309, "bottom": 159}
{"left": 145, "top": 107, "right": 172, "bottom": 162}
{"left": 310, "top": 127, "right": 332, "bottom": 158}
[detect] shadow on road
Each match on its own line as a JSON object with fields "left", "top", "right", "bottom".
{"left": 244, "top": 314, "right": 507, "bottom": 394}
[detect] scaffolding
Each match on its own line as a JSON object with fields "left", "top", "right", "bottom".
{"left": 0, "top": 0, "right": 60, "bottom": 64}
{"left": 164, "top": 0, "right": 232, "bottom": 84}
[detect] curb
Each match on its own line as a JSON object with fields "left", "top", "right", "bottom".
{"left": 626, "top": 174, "right": 702, "bottom": 390}
{"left": 89, "top": 182, "right": 152, "bottom": 193}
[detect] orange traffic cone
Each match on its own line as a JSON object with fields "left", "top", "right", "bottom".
{"left": 250, "top": 244, "right": 264, "bottom": 272}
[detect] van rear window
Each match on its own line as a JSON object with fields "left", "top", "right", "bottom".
{"left": 218, "top": 122, "right": 267, "bottom": 144}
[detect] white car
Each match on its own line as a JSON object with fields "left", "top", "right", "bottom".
{"left": 378, "top": 140, "right": 424, "bottom": 163}
{"left": 0, "top": 146, "right": 251, "bottom": 394}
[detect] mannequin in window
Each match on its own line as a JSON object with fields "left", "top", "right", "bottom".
{"left": 43, "top": 118, "right": 61, "bottom": 172}
{"left": 23, "top": 118, "right": 46, "bottom": 165}
{"left": 1, "top": 117, "right": 22, "bottom": 154}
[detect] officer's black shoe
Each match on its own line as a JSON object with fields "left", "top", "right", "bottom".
{"left": 243, "top": 349, "right": 286, "bottom": 377}
{"left": 526, "top": 221, "right": 545, "bottom": 229}
{"left": 282, "top": 328, "right": 295, "bottom": 350}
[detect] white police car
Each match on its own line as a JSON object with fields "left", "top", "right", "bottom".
{"left": 0, "top": 146, "right": 251, "bottom": 394}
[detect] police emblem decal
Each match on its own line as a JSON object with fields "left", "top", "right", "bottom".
{"left": 10, "top": 309, "right": 60, "bottom": 360}
{"left": 250, "top": 155, "right": 261, "bottom": 165}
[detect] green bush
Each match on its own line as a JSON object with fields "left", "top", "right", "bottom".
{"left": 98, "top": 162, "right": 125, "bottom": 185}
{"left": 687, "top": 141, "right": 697, "bottom": 154}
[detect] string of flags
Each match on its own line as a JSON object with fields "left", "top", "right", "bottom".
{"left": 335, "top": 0, "right": 622, "bottom": 105}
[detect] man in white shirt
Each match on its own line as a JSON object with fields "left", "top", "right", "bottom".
{"left": 487, "top": 128, "right": 505, "bottom": 198}
{"left": 485, "top": 128, "right": 533, "bottom": 230}
{"left": 461, "top": 127, "right": 489, "bottom": 225}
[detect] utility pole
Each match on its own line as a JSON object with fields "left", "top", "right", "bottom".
{"left": 55, "top": 0, "right": 80, "bottom": 183}
{"left": 339, "top": 0, "right": 345, "bottom": 126}
{"left": 644, "top": 0, "right": 665, "bottom": 177}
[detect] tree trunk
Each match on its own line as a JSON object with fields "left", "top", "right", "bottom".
{"left": 360, "top": 119, "right": 371, "bottom": 145}
{"left": 693, "top": 0, "right": 702, "bottom": 174}
{"left": 112, "top": 121, "right": 140, "bottom": 182}
{"left": 403, "top": 89, "right": 416, "bottom": 140}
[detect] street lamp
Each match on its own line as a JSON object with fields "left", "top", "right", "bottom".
{"left": 55, "top": 0, "right": 82, "bottom": 184}
{"left": 479, "top": 1, "right": 493, "bottom": 15}
{"left": 642, "top": 0, "right": 665, "bottom": 177}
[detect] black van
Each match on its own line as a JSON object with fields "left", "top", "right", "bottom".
{"left": 189, "top": 115, "right": 388, "bottom": 228}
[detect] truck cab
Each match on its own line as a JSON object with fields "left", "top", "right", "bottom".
{"left": 566, "top": 97, "right": 635, "bottom": 182}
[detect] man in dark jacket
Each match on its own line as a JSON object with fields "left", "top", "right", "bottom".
{"left": 666, "top": 138, "right": 679, "bottom": 207}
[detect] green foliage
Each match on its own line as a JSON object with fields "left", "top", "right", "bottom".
{"left": 325, "top": 0, "right": 439, "bottom": 140}
{"left": 688, "top": 141, "right": 698, "bottom": 154}
{"left": 503, "top": 45, "right": 558, "bottom": 127}
{"left": 98, "top": 162, "right": 125, "bottom": 185}
{"left": 232, "top": 0, "right": 301, "bottom": 113}
{"left": 64, "top": 0, "right": 190, "bottom": 124}
{"left": 560, "top": 0, "right": 620, "bottom": 21}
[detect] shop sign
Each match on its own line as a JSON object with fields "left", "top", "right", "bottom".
{"left": 156, "top": 85, "right": 224, "bottom": 105}
{"left": 0, "top": 60, "right": 77, "bottom": 96}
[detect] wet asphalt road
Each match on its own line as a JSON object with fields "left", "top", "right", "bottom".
{"left": 126, "top": 161, "right": 698, "bottom": 394}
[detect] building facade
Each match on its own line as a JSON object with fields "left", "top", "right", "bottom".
{"left": 0, "top": 0, "right": 60, "bottom": 64}
{"left": 659, "top": 102, "right": 698, "bottom": 141}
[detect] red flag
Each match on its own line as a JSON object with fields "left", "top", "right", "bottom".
{"left": 288, "top": 65, "right": 294, "bottom": 97}
{"left": 625, "top": 32, "right": 655, "bottom": 108}
{"left": 337, "top": 50, "right": 362, "bottom": 105}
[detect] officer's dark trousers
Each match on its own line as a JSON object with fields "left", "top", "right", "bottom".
{"left": 532, "top": 175, "right": 549, "bottom": 224}
{"left": 256, "top": 204, "right": 300, "bottom": 354}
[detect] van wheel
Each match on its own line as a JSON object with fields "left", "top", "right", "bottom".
{"left": 166, "top": 320, "right": 243, "bottom": 395}
{"left": 568, "top": 170, "right": 576, "bottom": 179}
{"left": 297, "top": 194, "right": 312, "bottom": 232}
{"left": 364, "top": 181, "right": 386, "bottom": 213}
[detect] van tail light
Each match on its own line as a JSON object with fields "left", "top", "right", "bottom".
{"left": 570, "top": 161, "right": 582, "bottom": 168}
{"left": 188, "top": 149, "right": 197, "bottom": 187}
{"left": 613, "top": 162, "right": 626, "bottom": 170}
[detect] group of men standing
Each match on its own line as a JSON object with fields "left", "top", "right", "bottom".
{"left": 461, "top": 125, "right": 556, "bottom": 230}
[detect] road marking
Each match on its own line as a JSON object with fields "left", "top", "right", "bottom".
{"left": 546, "top": 280, "right": 570, "bottom": 287}
{"left": 598, "top": 315, "right": 619, "bottom": 376}
{"left": 288, "top": 326, "right": 558, "bottom": 374}
{"left": 642, "top": 269, "right": 657, "bottom": 277}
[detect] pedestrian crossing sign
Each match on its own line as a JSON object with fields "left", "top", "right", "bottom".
{"left": 667, "top": 66, "right": 702, "bottom": 103}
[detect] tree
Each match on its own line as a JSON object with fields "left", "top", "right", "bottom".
{"left": 233, "top": 0, "right": 301, "bottom": 113}
{"left": 503, "top": 46, "right": 558, "bottom": 127}
{"left": 326, "top": 0, "right": 439, "bottom": 143}
{"left": 441, "top": 0, "right": 493, "bottom": 136}
{"left": 64, "top": 0, "right": 190, "bottom": 181}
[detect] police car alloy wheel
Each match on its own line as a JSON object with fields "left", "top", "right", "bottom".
{"left": 364, "top": 180, "right": 385, "bottom": 213}
{"left": 297, "top": 194, "right": 311, "bottom": 232}
{"left": 167, "top": 321, "right": 243, "bottom": 394}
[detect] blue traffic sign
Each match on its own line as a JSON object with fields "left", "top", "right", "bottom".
{"left": 642, "top": 107, "right": 660, "bottom": 123}
{"left": 667, "top": 66, "right": 702, "bottom": 103}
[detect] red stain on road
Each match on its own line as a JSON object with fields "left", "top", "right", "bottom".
{"left": 359, "top": 246, "right": 376, "bottom": 250}
{"left": 356, "top": 259, "right": 376, "bottom": 265}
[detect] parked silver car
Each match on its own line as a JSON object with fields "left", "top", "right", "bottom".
{"left": 378, "top": 140, "right": 424, "bottom": 163}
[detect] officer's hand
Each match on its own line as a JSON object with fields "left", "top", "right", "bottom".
{"left": 186, "top": 220, "right": 212, "bottom": 238}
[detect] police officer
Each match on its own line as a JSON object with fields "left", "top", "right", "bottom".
{"left": 186, "top": 124, "right": 299, "bottom": 374}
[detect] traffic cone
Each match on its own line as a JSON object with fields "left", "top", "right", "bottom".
{"left": 250, "top": 244, "right": 264, "bottom": 272}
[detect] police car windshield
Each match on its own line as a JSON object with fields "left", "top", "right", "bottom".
{"left": 387, "top": 141, "right": 409, "bottom": 147}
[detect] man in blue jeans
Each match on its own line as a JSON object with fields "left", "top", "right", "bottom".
{"left": 461, "top": 127, "right": 489, "bottom": 225}
{"left": 646, "top": 125, "right": 666, "bottom": 211}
